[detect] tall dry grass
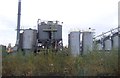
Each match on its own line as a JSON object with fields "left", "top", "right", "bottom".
{"left": 2, "top": 49, "right": 118, "bottom": 76}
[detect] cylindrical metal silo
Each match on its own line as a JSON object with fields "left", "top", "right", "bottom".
{"left": 38, "top": 22, "right": 50, "bottom": 42}
{"left": 0, "top": 45, "right": 6, "bottom": 52}
{"left": 97, "top": 43, "right": 103, "bottom": 50}
{"left": 22, "top": 29, "right": 37, "bottom": 51}
{"left": 111, "top": 32, "right": 119, "bottom": 49}
{"left": 69, "top": 31, "right": 80, "bottom": 56}
{"left": 54, "top": 25, "right": 62, "bottom": 41}
{"left": 103, "top": 36, "right": 112, "bottom": 51}
{"left": 19, "top": 33, "right": 23, "bottom": 50}
{"left": 82, "top": 31, "right": 94, "bottom": 54}
{"left": 68, "top": 34, "right": 70, "bottom": 48}
{"left": 96, "top": 40, "right": 103, "bottom": 50}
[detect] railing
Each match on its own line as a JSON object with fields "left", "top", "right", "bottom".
{"left": 94, "top": 27, "right": 120, "bottom": 40}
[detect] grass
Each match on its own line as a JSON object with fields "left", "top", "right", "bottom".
{"left": 2, "top": 49, "right": 119, "bottom": 76}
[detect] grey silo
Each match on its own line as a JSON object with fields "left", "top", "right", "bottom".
{"left": 37, "top": 20, "right": 63, "bottom": 50}
{"left": 94, "top": 39, "right": 103, "bottom": 50}
{"left": 111, "top": 32, "right": 119, "bottom": 49}
{"left": 69, "top": 31, "right": 80, "bottom": 56}
{"left": 38, "top": 22, "right": 50, "bottom": 42}
{"left": 68, "top": 34, "right": 70, "bottom": 48}
{"left": 103, "top": 36, "right": 112, "bottom": 51}
{"left": 96, "top": 43, "right": 103, "bottom": 50}
{"left": 38, "top": 21, "right": 62, "bottom": 42}
{"left": 0, "top": 45, "right": 6, "bottom": 52}
{"left": 82, "top": 31, "right": 94, "bottom": 54}
{"left": 19, "top": 33, "right": 23, "bottom": 50}
{"left": 0, "top": 45, "right": 4, "bottom": 75}
{"left": 0, "top": 45, "right": 7, "bottom": 57}
{"left": 54, "top": 24, "right": 62, "bottom": 41}
{"left": 22, "top": 29, "right": 37, "bottom": 51}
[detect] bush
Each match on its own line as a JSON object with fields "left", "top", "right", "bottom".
{"left": 2, "top": 49, "right": 118, "bottom": 76}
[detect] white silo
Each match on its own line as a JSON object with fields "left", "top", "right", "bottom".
{"left": 82, "top": 31, "right": 94, "bottom": 54}
{"left": 69, "top": 31, "right": 81, "bottom": 56}
{"left": 97, "top": 40, "right": 103, "bottom": 50}
{"left": 94, "top": 39, "right": 103, "bottom": 50}
{"left": 111, "top": 32, "right": 119, "bottom": 49}
{"left": 22, "top": 29, "right": 37, "bottom": 51}
{"left": 103, "top": 36, "right": 112, "bottom": 51}
{"left": 97, "top": 43, "right": 103, "bottom": 50}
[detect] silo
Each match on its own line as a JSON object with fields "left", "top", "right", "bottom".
{"left": 82, "top": 31, "right": 94, "bottom": 54}
{"left": 38, "top": 22, "right": 50, "bottom": 42}
{"left": 0, "top": 45, "right": 7, "bottom": 56}
{"left": 22, "top": 29, "right": 37, "bottom": 51}
{"left": 95, "top": 40, "right": 103, "bottom": 50}
{"left": 68, "top": 34, "right": 70, "bottom": 48}
{"left": 111, "top": 32, "right": 119, "bottom": 49}
{"left": 0, "top": 45, "right": 6, "bottom": 52}
{"left": 103, "top": 36, "right": 112, "bottom": 51}
{"left": 97, "top": 44, "right": 103, "bottom": 51}
{"left": 54, "top": 25, "right": 62, "bottom": 41}
{"left": 19, "top": 33, "right": 23, "bottom": 50}
{"left": 69, "top": 31, "right": 80, "bottom": 56}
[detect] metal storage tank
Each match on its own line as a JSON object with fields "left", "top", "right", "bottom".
{"left": 19, "top": 33, "right": 23, "bottom": 50}
{"left": 68, "top": 34, "right": 70, "bottom": 48}
{"left": 82, "top": 31, "right": 94, "bottom": 54}
{"left": 0, "top": 45, "right": 7, "bottom": 57}
{"left": 0, "top": 45, "right": 6, "bottom": 52}
{"left": 111, "top": 32, "right": 119, "bottom": 49}
{"left": 69, "top": 31, "right": 80, "bottom": 56}
{"left": 0, "top": 45, "right": 4, "bottom": 75}
{"left": 38, "top": 22, "right": 50, "bottom": 42}
{"left": 96, "top": 40, "right": 103, "bottom": 50}
{"left": 54, "top": 24, "right": 62, "bottom": 41}
{"left": 22, "top": 29, "right": 37, "bottom": 51}
{"left": 103, "top": 36, "right": 112, "bottom": 51}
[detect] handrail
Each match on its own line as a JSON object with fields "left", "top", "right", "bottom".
{"left": 94, "top": 27, "right": 120, "bottom": 39}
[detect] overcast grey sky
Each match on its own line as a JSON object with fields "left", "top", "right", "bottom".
{"left": 0, "top": 0, "right": 119, "bottom": 46}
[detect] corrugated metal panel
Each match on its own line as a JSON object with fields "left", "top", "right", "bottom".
{"left": 69, "top": 31, "right": 80, "bottom": 56}
{"left": 22, "top": 29, "right": 37, "bottom": 50}
{"left": 82, "top": 32, "right": 93, "bottom": 54}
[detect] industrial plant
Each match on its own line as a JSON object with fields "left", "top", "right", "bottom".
{"left": 68, "top": 27, "right": 119, "bottom": 56}
{"left": 2, "top": 0, "right": 63, "bottom": 53}
{"left": 1, "top": 0, "right": 119, "bottom": 76}
{"left": 0, "top": 0, "right": 119, "bottom": 56}
{"left": 17, "top": 19, "right": 63, "bottom": 53}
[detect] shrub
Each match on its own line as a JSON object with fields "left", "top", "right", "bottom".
{"left": 2, "top": 49, "right": 118, "bottom": 76}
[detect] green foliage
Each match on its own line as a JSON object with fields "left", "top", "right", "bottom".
{"left": 2, "top": 49, "right": 118, "bottom": 76}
